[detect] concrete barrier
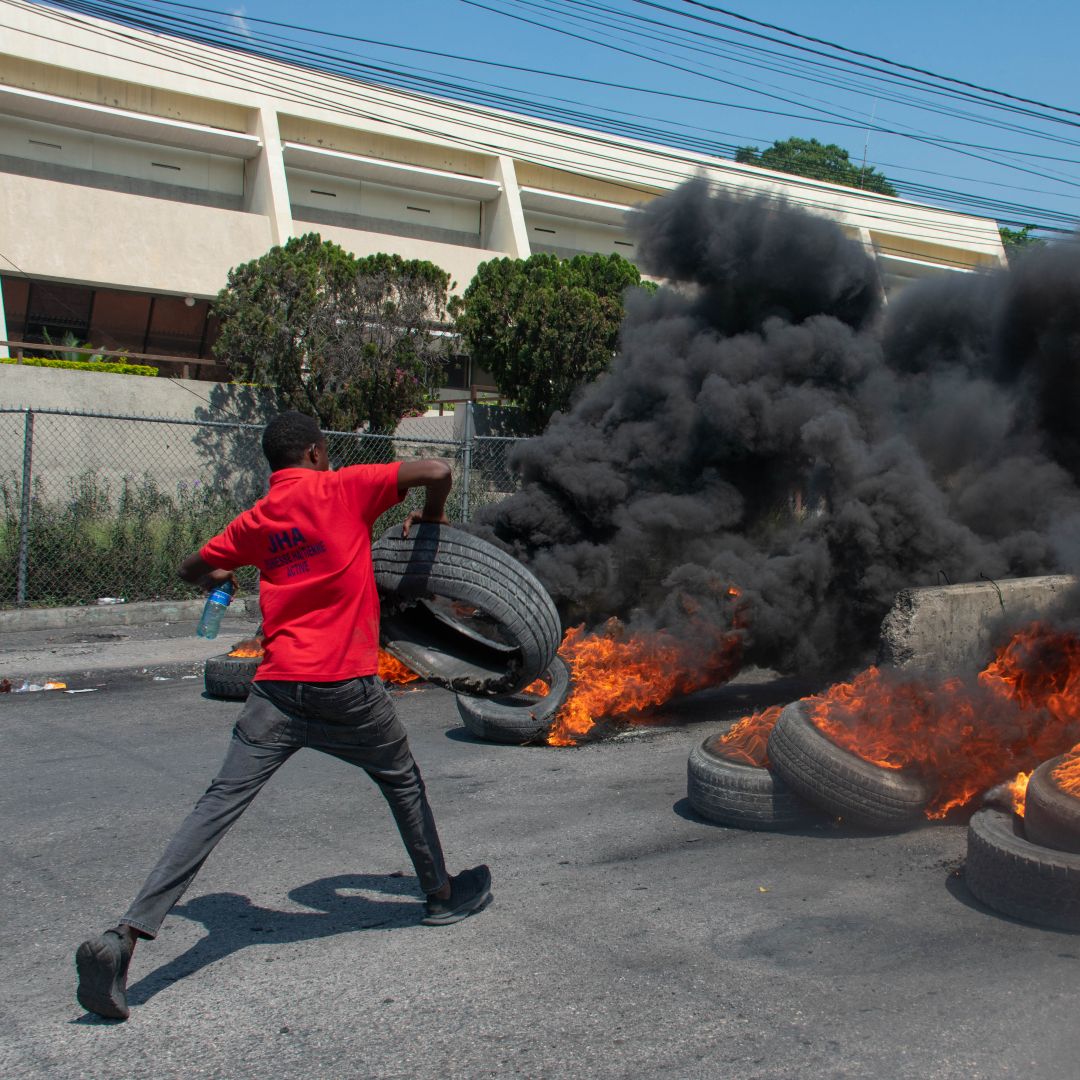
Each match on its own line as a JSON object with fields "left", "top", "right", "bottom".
{"left": 877, "top": 575, "right": 1078, "bottom": 675}
{"left": 0, "top": 595, "right": 259, "bottom": 633}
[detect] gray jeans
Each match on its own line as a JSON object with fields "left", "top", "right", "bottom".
{"left": 120, "top": 677, "right": 449, "bottom": 938}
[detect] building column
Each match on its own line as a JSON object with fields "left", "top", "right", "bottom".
{"left": 245, "top": 107, "right": 294, "bottom": 246}
{"left": 858, "top": 225, "right": 888, "bottom": 305}
{"left": 482, "top": 155, "right": 531, "bottom": 259}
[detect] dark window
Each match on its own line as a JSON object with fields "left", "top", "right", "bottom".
{"left": 1, "top": 276, "right": 30, "bottom": 340}
{"left": 203, "top": 312, "right": 221, "bottom": 359}
{"left": 25, "top": 281, "right": 93, "bottom": 341}
{"left": 470, "top": 361, "right": 497, "bottom": 389}
{"left": 4, "top": 276, "right": 220, "bottom": 367}
{"left": 144, "top": 296, "right": 208, "bottom": 357}
{"left": 88, "top": 289, "right": 152, "bottom": 353}
{"left": 443, "top": 353, "right": 469, "bottom": 390}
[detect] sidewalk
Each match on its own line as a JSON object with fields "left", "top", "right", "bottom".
{"left": 0, "top": 600, "right": 260, "bottom": 686}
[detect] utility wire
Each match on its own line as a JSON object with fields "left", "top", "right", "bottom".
{"left": 463, "top": 0, "right": 1080, "bottom": 195}
{"left": 520, "top": 0, "right": 1080, "bottom": 141}
{"left": 665, "top": 0, "right": 1080, "bottom": 120}
{"left": 46, "top": 0, "right": 1080, "bottom": 186}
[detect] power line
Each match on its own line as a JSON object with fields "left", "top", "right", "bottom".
{"left": 529, "top": 0, "right": 1080, "bottom": 137}
{"left": 464, "top": 0, "right": 1080, "bottom": 194}
{"left": 45, "top": 0, "right": 1080, "bottom": 181}
{"left": 665, "top": 0, "right": 1080, "bottom": 120}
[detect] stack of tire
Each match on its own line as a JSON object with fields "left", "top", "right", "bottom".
{"left": 689, "top": 702, "right": 1080, "bottom": 930}
{"left": 966, "top": 756, "right": 1080, "bottom": 931}
{"left": 688, "top": 700, "right": 929, "bottom": 832}
{"left": 371, "top": 524, "right": 567, "bottom": 743}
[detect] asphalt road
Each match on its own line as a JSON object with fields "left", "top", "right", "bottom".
{"left": 3, "top": 670, "right": 1079, "bottom": 1080}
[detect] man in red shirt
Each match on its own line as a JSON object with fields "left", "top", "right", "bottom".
{"left": 75, "top": 411, "right": 492, "bottom": 1021}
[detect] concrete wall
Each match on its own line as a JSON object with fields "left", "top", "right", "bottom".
{"left": 0, "top": 171, "right": 272, "bottom": 295}
{"left": 0, "top": 361, "right": 274, "bottom": 418}
{"left": 0, "top": 365, "right": 277, "bottom": 506}
{"left": 877, "top": 576, "right": 1079, "bottom": 674}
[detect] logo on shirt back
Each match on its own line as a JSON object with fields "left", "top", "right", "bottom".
{"left": 266, "top": 527, "right": 327, "bottom": 577}
{"left": 268, "top": 527, "right": 306, "bottom": 554}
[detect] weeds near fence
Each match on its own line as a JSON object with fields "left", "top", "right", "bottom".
{"left": 0, "top": 407, "right": 524, "bottom": 609}
{"left": 0, "top": 472, "right": 257, "bottom": 606}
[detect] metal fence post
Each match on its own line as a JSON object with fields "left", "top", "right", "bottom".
{"left": 16, "top": 408, "right": 34, "bottom": 607}
{"left": 460, "top": 401, "right": 474, "bottom": 523}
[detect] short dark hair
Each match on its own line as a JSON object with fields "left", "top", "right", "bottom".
{"left": 262, "top": 411, "right": 323, "bottom": 470}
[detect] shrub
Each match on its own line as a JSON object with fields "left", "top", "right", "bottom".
{"left": 2, "top": 357, "right": 158, "bottom": 376}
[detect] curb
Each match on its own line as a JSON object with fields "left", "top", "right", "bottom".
{"left": 0, "top": 596, "right": 259, "bottom": 634}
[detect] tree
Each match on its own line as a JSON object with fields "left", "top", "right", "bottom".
{"left": 735, "top": 136, "right": 898, "bottom": 197}
{"left": 212, "top": 234, "right": 452, "bottom": 433}
{"left": 999, "top": 224, "right": 1046, "bottom": 256}
{"left": 449, "top": 252, "right": 649, "bottom": 432}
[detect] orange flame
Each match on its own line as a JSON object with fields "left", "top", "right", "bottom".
{"left": 1010, "top": 771, "right": 1032, "bottom": 816}
{"left": 714, "top": 705, "right": 782, "bottom": 767}
{"left": 546, "top": 612, "right": 743, "bottom": 746}
{"left": 1051, "top": 743, "right": 1080, "bottom": 799}
{"left": 521, "top": 676, "right": 551, "bottom": 697}
{"left": 378, "top": 650, "right": 420, "bottom": 684}
{"left": 225, "top": 639, "right": 418, "bottom": 686}
{"left": 228, "top": 638, "right": 264, "bottom": 658}
{"left": 797, "top": 623, "right": 1080, "bottom": 818}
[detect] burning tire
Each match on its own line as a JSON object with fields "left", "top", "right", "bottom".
{"left": 1022, "top": 756, "right": 1080, "bottom": 855}
{"left": 965, "top": 808, "right": 1080, "bottom": 931}
{"left": 687, "top": 733, "right": 821, "bottom": 831}
{"left": 204, "top": 652, "right": 261, "bottom": 700}
{"left": 373, "top": 523, "right": 561, "bottom": 696}
{"left": 455, "top": 657, "right": 571, "bottom": 744}
{"left": 766, "top": 701, "right": 930, "bottom": 831}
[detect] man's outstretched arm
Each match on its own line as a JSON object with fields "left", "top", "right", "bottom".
{"left": 178, "top": 552, "right": 237, "bottom": 591}
{"left": 397, "top": 459, "right": 453, "bottom": 536}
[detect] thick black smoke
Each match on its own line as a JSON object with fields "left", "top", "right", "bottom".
{"left": 474, "top": 179, "right": 1080, "bottom": 675}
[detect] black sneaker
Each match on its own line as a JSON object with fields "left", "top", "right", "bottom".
{"left": 75, "top": 929, "right": 133, "bottom": 1020}
{"left": 422, "top": 865, "right": 493, "bottom": 925}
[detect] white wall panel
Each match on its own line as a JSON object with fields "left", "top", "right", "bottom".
{"left": 288, "top": 168, "right": 481, "bottom": 236}
{"left": 0, "top": 115, "right": 244, "bottom": 196}
{"left": 523, "top": 210, "right": 636, "bottom": 259}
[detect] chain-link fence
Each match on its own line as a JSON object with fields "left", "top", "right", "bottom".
{"left": 0, "top": 407, "right": 525, "bottom": 608}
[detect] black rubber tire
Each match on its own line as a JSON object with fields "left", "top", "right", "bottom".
{"left": 966, "top": 808, "right": 1080, "bottom": 931}
{"left": 1023, "top": 756, "right": 1080, "bottom": 855}
{"left": 373, "top": 523, "right": 561, "bottom": 696}
{"left": 766, "top": 701, "right": 930, "bottom": 832}
{"left": 204, "top": 653, "right": 261, "bottom": 700}
{"left": 687, "top": 733, "right": 823, "bottom": 830}
{"left": 455, "top": 657, "right": 572, "bottom": 744}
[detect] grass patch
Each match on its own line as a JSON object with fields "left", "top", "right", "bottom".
{"left": 0, "top": 472, "right": 256, "bottom": 607}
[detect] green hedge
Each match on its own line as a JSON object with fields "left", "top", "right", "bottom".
{"left": 2, "top": 357, "right": 158, "bottom": 376}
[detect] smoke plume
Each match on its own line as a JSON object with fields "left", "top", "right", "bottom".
{"left": 474, "top": 179, "right": 1080, "bottom": 675}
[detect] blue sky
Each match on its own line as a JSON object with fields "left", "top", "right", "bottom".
{"left": 69, "top": 0, "right": 1080, "bottom": 233}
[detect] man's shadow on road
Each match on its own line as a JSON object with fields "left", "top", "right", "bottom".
{"left": 124, "top": 873, "right": 421, "bottom": 1008}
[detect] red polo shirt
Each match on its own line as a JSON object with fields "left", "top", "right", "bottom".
{"left": 200, "top": 463, "right": 401, "bottom": 681}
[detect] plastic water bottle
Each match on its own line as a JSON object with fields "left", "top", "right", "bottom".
{"left": 196, "top": 580, "right": 235, "bottom": 639}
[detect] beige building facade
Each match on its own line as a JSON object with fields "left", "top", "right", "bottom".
{"left": 0, "top": 0, "right": 1007, "bottom": 388}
